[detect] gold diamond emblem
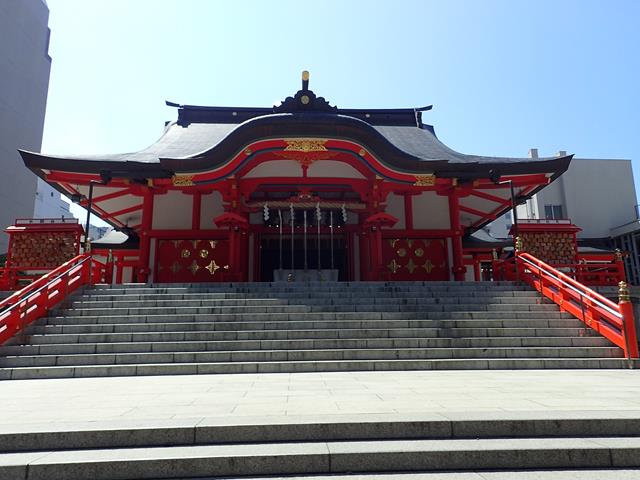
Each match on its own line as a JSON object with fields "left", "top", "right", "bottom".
{"left": 206, "top": 260, "right": 220, "bottom": 275}
{"left": 189, "top": 260, "right": 200, "bottom": 275}
{"left": 387, "top": 259, "right": 401, "bottom": 274}
{"left": 422, "top": 260, "right": 434, "bottom": 273}
{"left": 407, "top": 258, "right": 417, "bottom": 274}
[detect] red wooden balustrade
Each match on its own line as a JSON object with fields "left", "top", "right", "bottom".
{"left": 0, "top": 255, "right": 108, "bottom": 345}
{"left": 494, "top": 252, "right": 639, "bottom": 359}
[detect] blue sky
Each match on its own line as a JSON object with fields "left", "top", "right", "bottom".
{"left": 42, "top": 0, "right": 640, "bottom": 223}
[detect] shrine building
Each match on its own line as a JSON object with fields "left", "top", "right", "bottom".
{"left": 18, "top": 73, "right": 572, "bottom": 284}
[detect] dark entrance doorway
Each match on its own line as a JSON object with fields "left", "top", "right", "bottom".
{"left": 259, "top": 234, "right": 348, "bottom": 281}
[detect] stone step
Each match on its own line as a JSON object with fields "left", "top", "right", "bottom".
{"left": 167, "top": 471, "right": 640, "bottom": 480}
{"left": 72, "top": 290, "right": 539, "bottom": 302}
{"left": 67, "top": 295, "right": 546, "bottom": 308}
{"left": 3, "top": 435, "right": 640, "bottom": 479}
{"left": 1, "top": 280, "right": 626, "bottom": 379}
{"left": 53, "top": 303, "right": 561, "bottom": 316}
{"left": 0, "top": 346, "right": 622, "bottom": 367}
{"left": 27, "top": 318, "right": 587, "bottom": 335}
{"left": 81, "top": 286, "right": 530, "bottom": 296}
{"left": 14, "top": 327, "right": 595, "bottom": 346}
{"left": 40, "top": 311, "right": 575, "bottom": 326}
{"left": 2, "top": 413, "right": 639, "bottom": 453}
{"left": 87, "top": 280, "right": 521, "bottom": 289}
{"left": 0, "top": 336, "right": 610, "bottom": 356}
{"left": 3, "top": 357, "right": 637, "bottom": 379}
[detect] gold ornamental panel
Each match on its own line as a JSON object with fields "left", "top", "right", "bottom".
{"left": 413, "top": 175, "right": 436, "bottom": 187}
{"left": 172, "top": 175, "right": 195, "bottom": 187}
{"left": 284, "top": 138, "right": 328, "bottom": 152}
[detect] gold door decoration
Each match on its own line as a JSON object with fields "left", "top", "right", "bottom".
{"left": 157, "top": 239, "right": 230, "bottom": 282}
{"left": 383, "top": 238, "right": 448, "bottom": 281}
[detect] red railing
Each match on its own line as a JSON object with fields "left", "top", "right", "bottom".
{"left": 0, "top": 254, "right": 107, "bottom": 345}
{"left": 495, "top": 253, "right": 638, "bottom": 359}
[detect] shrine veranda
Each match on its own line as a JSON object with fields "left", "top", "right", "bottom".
{"left": 17, "top": 73, "right": 574, "bottom": 284}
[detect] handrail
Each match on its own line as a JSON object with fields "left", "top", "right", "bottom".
{"left": 518, "top": 255, "right": 620, "bottom": 317}
{"left": 515, "top": 252, "right": 638, "bottom": 359}
{"left": 0, "top": 254, "right": 105, "bottom": 345}
{"left": 493, "top": 256, "right": 625, "bottom": 287}
{"left": 0, "top": 256, "right": 91, "bottom": 315}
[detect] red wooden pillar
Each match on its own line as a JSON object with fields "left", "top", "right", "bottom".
{"left": 449, "top": 191, "right": 466, "bottom": 281}
{"left": 359, "top": 230, "right": 369, "bottom": 281}
{"left": 214, "top": 212, "right": 248, "bottom": 282}
{"left": 363, "top": 213, "right": 398, "bottom": 281}
{"left": 253, "top": 232, "right": 261, "bottom": 282}
{"left": 137, "top": 189, "right": 154, "bottom": 283}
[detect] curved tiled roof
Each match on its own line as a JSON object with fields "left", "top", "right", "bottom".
{"left": 19, "top": 86, "right": 571, "bottom": 180}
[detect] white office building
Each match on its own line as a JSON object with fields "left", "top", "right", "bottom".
{"left": 487, "top": 149, "right": 640, "bottom": 282}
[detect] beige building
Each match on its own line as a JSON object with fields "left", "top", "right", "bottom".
{"left": 0, "top": 0, "right": 52, "bottom": 252}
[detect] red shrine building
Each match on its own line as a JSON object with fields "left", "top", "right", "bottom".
{"left": 18, "top": 73, "right": 572, "bottom": 284}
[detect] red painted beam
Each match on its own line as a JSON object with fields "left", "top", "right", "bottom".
{"left": 460, "top": 204, "right": 494, "bottom": 219}
{"left": 468, "top": 190, "right": 507, "bottom": 204}
{"left": 81, "top": 188, "right": 132, "bottom": 206}
{"left": 106, "top": 203, "right": 144, "bottom": 219}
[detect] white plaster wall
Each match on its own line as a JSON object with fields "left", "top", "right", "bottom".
{"left": 152, "top": 191, "right": 192, "bottom": 230}
{"left": 385, "top": 193, "right": 405, "bottom": 229}
{"left": 412, "top": 192, "right": 451, "bottom": 229}
{"left": 244, "top": 160, "right": 301, "bottom": 178}
{"left": 307, "top": 161, "right": 365, "bottom": 179}
{"left": 200, "top": 191, "right": 225, "bottom": 229}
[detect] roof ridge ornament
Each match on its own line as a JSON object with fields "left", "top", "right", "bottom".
{"left": 273, "top": 71, "right": 337, "bottom": 113}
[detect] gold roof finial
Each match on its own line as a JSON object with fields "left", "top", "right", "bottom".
{"left": 302, "top": 70, "right": 310, "bottom": 91}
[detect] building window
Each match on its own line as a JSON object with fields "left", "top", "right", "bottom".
{"left": 544, "top": 204, "right": 564, "bottom": 220}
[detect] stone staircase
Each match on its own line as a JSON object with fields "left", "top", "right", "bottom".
{"left": 3, "top": 412, "right": 640, "bottom": 479}
{"left": 0, "top": 281, "right": 632, "bottom": 380}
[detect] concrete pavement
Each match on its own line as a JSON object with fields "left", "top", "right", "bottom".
{"left": 2, "top": 369, "right": 640, "bottom": 427}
